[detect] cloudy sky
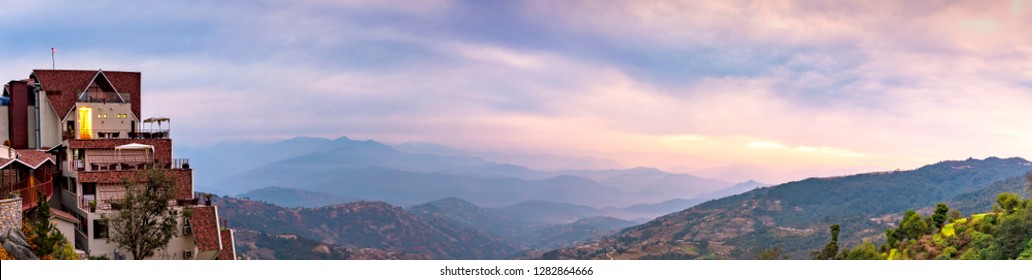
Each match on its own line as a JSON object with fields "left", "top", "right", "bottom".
{"left": 2, "top": 0, "right": 1030, "bottom": 180}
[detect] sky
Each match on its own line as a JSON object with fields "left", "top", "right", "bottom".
{"left": 2, "top": 0, "right": 1031, "bottom": 182}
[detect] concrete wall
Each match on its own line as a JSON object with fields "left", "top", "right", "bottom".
{"left": 0, "top": 106, "right": 9, "bottom": 145}
{"left": 51, "top": 217, "right": 76, "bottom": 246}
{"left": 0, "top": 198, "right": 22, "bottom": 234}
{"left": 84, "top": 207, "right": 199, "bottom": 260}
{"left": 38, "top": 92, "right": 61, "bottom": 148}
{"left": 71, "top": 102, "right": 136, "bottom": 140}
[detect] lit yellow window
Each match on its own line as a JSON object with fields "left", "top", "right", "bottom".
{"left": 79, "top": 107, "right": 93, "bottom": 139}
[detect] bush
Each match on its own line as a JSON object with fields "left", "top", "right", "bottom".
{"left": 1018, "top": 239, "right": 1032, "bottom": 260}
{"left": 936, "top": 246, "right": 958, "bottom": 260}
{"left": 0, "top": 247, "right": 12, "bottom": 260}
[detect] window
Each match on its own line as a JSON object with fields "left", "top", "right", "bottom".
{"left": 78, "top": 107, "right": 92, "bottom": 139}
{"left": 93, "top": 219, "right": 109, "bottom": 239}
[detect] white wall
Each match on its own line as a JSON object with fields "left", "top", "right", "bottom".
{"left": 85, "top": 208, "right": 200, "bottom": 260}
{"left": 38, "top": 92, "right": 61, "bottom": 148}
{"left": 51, "top": 217, "right": 77, "bottom": 249}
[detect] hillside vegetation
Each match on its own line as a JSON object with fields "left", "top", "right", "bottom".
{"left": 542, "top": 158, "right": 1032, "bottom": 259}
{"left": 818, "top": 173, "right": 1032, "bottom": 260}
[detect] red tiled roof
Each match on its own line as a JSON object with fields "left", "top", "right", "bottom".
{"left": 50, "top": 209, "right": 79, "bottom": 223}
{"left": 0, "top": 150, "right": 55, "bottom": 169}
{"left": 32, "top": 69, "right": 142, "bottom": 120}
{"left": 191, "top": 206, "right": 222, "bottom": 252}
{"left": 14, "top": 149, "right": 56, "bottom": 168}
{"left": 217, "top": 229, "right": 236, "bottom": 260}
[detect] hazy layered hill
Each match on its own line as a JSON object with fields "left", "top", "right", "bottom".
{"left": 185, "top": 136, "right": 748, "bottom": 211}
{"left": 393, "top": 142, "right": 624, "bottom": 172}
{"left": 408, "top": 197, "right": 633, "bottom": 250}
{"left": 236, "top": 187, "right": 353, "bottom": 208}
{"left": 233, "top": 229, "right": 421, "bottom": 260}
{"left": 212, "top": 196, "right": 518, "bottom": 259}
{"left": 543, "top": 157, "right": 1032, "bottom": 260}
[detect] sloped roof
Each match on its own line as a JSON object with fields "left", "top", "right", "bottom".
{"left": 217, "top": 229, "right": 236, "bottom": 260}
{"left": 191, "top": 206, "right": 223, "bottom": 252}
{"left": 15, "top": 149, "right": 56, "bottom": 168}
{"left": 0, "top": 150, "right": 55, "bottom": 169}
{"left": 31, "top": 69, "right": 142, "bottom": 120}
{"left": 50, "top": 209, "right": 79, "bottom": 223}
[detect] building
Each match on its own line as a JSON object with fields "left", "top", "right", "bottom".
{"left": 1, "top": 69, "right": 235, "bottom": 260}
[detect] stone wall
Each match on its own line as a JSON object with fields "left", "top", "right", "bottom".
{"left": 0, "top": 198, "right": 22, "bottom": 234}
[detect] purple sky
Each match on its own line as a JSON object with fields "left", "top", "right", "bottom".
{"left": 2, "top": 0, "right": 1030, "bottom": 181}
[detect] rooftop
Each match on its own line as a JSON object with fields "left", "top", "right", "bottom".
{"left": 31, "top": 69, "right": 141, "bottom": 120}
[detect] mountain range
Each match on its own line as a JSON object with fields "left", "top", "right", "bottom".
{"left": 181, "top": 136, "right": 763, "bottom": 217}
{"left": 542, "top": 157, "right": 1032, "bottom": 260}
{"left": 184, "top": 136, "right": 1029, "bottom": 260}
{"left": 214, "top": 195, "right": 637, "bottom": 259}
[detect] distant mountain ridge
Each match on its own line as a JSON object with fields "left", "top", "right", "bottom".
{"left": 408, "top": 197, "right": 634, "bottom": 251}
{"left": 236, "top": 187, "right": 353, "bottom": 208}
{"left": 186, "top": 136, "right": 749, "bottom": 211}
{"left": 544, "top": 157, "right": 1032, "bottom": 260}
{"left": 216, "top": 195, "right": 637, "bottom": 259}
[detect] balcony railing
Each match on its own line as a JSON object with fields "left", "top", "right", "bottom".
{"left": 70, "top": 160, "right": 86, "bottom": 171}
{"left": 71, "top": 158, "right": 190, "bottom": 172}
{"left": 1, "top": 176, "right": 54, "bottom": 211}
{"left": 64, "top": 128, "right": 172, "bottom": 140}
{"left": 172, "top": 158, "right": 190, "bottom": 169}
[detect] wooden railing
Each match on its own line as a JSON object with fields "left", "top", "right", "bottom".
{"left": 13, "top": 178, "right": 54, "bottom": 211}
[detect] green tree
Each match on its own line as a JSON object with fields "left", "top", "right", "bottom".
{"left": 996, "top": 193, "right": 1022, "bottom": 214}
{"left": 24, "top": 189, "right": 71, "bottom": 259}
{"left": 813, "top": 224, "right": 840, "bottom": 260}
{"left": 992, "top": 207, "right": 1032, "bottom": 259}
{"left": 885, "top": 228, "right": 904, "bottom": 247}
{"left": 1026, "top": 173, "right": 1032, "bottom": 196}
{"left": 900, "top": 210, "right": 928, "bottom": 240}
{"left": 842, "top": 241, "right": 880, "bottom": 260}
{"left": 104, "top": 169, "right": 181, "bottom": 260}
{"left": 947, "top": 209, "right": 963, "bottom": 223}
{"left": 931, "top": 203, "right": 949, "bottom": 229}
{"left": 756, "top": 246, "right": 788, "bottom": 260}
{"left": 1018, "top": 239, "right": 1032, "bottom": 260}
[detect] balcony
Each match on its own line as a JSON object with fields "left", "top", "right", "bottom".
{"left": 66, "top": 128, "right": 171, "bottom": 140}
{"left": 1, "top": 175, "right": 54, "bottom": 211}
{"left": 72, "top": 158, "right": 190, "bottom": 172}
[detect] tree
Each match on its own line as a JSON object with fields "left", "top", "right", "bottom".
{"left": 931, "top": 203, "right": 949, "bottom": 229}
{"left": 104, "top": 169, "right": 181, "bottom": 260}
{"left": 813, "top": 224, "right": 840, "bottom": 260}
{"left": 996, "top": 193, "right": 1022, "bottom": 214}
{"left": 757, "top": 246, "right": 788, "bottom": 260}
{"left": 842, "top": 241, "right": 880, "bottom": 260}
{"left": 24, "top": 189, "right": 72, "bottom": 259}
{"left": 1026, "top": 173, "right": 1032, "bottom": 196}
{"left": 992, "top": 206, "right": 1032, "bottom": 259}
{"left": 947, "top": 209, "right": 963, "bottom": 223}
{"left": 900, "top": 210, "right": 928, "bottom": 240}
